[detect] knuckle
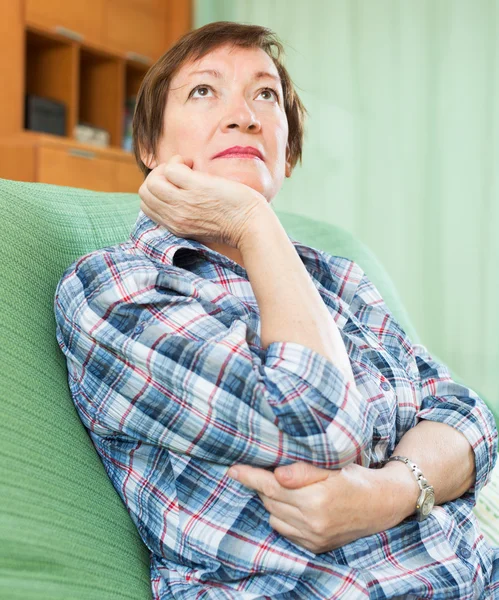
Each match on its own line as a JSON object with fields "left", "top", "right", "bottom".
{"left": 268, "top": 514, "right": 280, "bottom": 531}
{"left": 309, "top": 516, "right": 326, "bottom": 536}
{"left": 262, "top": 495, "right": 275, "bottom": 512}
{"left": 148, "top": 178, "right": 161, "bottom": 196}
{"left": 262, "top": 480, "right": 278, "bottom": 499}
{"left": 301, "top": 539, "right": 317, "bottom": 553}
{"left": 164, "top": 165, "right": 175, "bottom": 179}
{"left": 307, "top": 494, "right": 324, "bottom": 514}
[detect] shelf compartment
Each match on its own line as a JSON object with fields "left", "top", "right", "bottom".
{"left": 125, "top": 61, "right": 148, "bottom": 99}
{"left": 121, "top": 61, "right": 148, "bottom": 152}
{"left": 79, "top": 47, "right": 124, "bottom": 148}
{"left": 25, "top": 29, "right": 78, "bottom": 137}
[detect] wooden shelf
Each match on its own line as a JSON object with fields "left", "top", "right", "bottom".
{"left": 0, "top": 131, "right": 143, "bottom": 192}
{"left": 25, "top": 28, "right": 78, "bottom": 137}
{"left": 79, "top": 48, "right": 124, "bottom": 147}
{"left": 0, "top": 0, "right": 192, "bottom": 192}
{"left": 20, "top": 131, "right": 137, "bottom": 161}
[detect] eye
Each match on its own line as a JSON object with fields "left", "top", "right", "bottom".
{"left": 188, "top": 84, "right": 280, "bottom": 103}
{"left": 258, "top": 87, "right": 280, "bottom": 102}
{"left": 189, "top": 85, "right": 214, "bottom": 99}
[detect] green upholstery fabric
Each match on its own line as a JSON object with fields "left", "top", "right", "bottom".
{"left": 0, "top": 180, "right": 151, "bottom": 600}
{"left": 1, "top": 178, "right": 497, "bottom": 599}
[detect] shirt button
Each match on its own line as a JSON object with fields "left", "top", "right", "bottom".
{"left": 134, "top": 324, "right": 144, "bottom": 335}
{"left": 381, "top": 381, "right": 391, "bottom": 391}
{"left": 457, "top": 543, "right": 472, "bottom": 560}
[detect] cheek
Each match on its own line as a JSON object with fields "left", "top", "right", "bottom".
{"left": 264, "top": 115, "right": 289, "bottom": 153}
{"left": 156, "top": 122, "right": 202, "bottom": 164}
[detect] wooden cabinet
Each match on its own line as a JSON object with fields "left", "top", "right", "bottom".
{"left": 105, "top": 0, "right": 167, "bottom": 62}
{"left": 115, "top": 159, "right": 146, "bottom": 193}
{"left": 0, "top": 0, "right": 192, "bottom": 192}
{"left": 26, "top": 0, "right": 106, "bottom": 47}
{"left": 37, "top": 141, "right": 143, "bottom": 192}
{"left": 0, "top": 134, "right": 144, "bottom": 193}
{"left": 38, "top": 145, "right": 117, "bottom": 191}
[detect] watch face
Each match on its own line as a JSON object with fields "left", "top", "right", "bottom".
{"left": 421, "top": 490, "right": 435, "bottom": 516}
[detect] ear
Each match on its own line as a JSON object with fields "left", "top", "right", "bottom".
{"left": 140, "top": 149, "right": 157, "bottom": 170}
{"left": 285, "top": 145, "right": 292, "bottom": 178}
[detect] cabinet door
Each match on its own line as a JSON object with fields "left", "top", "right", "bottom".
{"left": 115, "top": 161, "right": 143, "bottom": 193}
{"left": 37, "top": 145, "right": 117, "bottom": 192}
{"left": 105, "top": 0, "right": 167, "bottom": 63}
{"left": 26, "top": 0, "right": 106, "bottom": 46}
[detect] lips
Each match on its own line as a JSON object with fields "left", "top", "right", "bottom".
{"left": 213, "top": 146, "right": 264, "bottom": 160}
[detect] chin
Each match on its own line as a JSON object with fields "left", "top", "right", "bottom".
{"left": 211, "top": 166, "right": 263, "bottom": 190}
{"left": 205, "top": 161, "right": 277, "bottom": 201}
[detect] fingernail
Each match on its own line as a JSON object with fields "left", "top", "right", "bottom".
{"left": 228, "top": 468, "right": 239, "bottom": 479}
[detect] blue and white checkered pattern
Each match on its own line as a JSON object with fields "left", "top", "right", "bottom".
{"left": 55, "top": 210, "right": 499, "bottom": 599}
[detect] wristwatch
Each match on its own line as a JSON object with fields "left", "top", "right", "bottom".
{"left": 379, "top": 455, "right": 435, "bottom": 522}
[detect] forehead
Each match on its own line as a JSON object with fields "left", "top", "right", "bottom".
{"left": 173, "top": 44, "right": 280, "bottom": 82}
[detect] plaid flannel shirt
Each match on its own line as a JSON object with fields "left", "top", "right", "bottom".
{"left": 55, "top": 210, "right": 499, "bottom": 599}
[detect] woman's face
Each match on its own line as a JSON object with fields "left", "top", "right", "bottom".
{"left": 142, "top": 43, "right": 292, "bottom": 202}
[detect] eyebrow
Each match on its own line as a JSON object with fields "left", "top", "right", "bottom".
{"left": 187, "top": 69, "right": 281, "bottom": 85}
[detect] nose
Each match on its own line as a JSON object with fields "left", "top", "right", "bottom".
{"left": 220, "top": 97, "right": 261, "bottom": 133}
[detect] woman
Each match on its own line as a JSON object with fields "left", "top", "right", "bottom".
{"left": 55, "top": 21, "right": 499, "bottom": 599}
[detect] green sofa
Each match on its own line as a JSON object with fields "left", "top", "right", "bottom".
{"left": 1, "top": 177, "right": 498, "bottom": 599}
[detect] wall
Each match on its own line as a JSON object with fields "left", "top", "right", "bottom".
{"left": 194, "top": 0, "right": 499, "bottom": 409}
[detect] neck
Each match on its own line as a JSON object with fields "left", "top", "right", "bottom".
{"left": 204, "top": 241, "right": 245, "bottom": 269}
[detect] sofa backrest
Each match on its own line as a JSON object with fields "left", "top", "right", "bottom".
{"left": 0, "top": 177, "right": 432, "bottom": 599}
{"left": 0, "top": 180, "right": 152, "bottom": 599}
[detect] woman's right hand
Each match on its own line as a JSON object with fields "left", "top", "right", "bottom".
{"left": 138, "top": 154, "right": 268, "bottom": 248}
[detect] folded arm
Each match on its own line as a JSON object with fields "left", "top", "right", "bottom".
{"left": 390, "top": 342, "right": 498, "bottom": 510}
{"left": 54, "top": 249, "right": 376, "bottom": 471}
{"left": 229, "top": 274, "right": 498, "bottom": 553}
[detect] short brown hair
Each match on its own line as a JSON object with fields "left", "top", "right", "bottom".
{"left": 132, "top": 21, "right": 308, "bottom": 178}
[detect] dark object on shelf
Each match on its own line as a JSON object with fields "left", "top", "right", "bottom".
{"left": 25, "top": 94, "right": 66, "bottom": 136}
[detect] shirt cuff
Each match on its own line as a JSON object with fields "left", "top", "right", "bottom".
{"left": 264, "top": 340, "right": 355, "bottom": 393}
{"left": 416, "top": 400, "right": 498, "bottom": 504}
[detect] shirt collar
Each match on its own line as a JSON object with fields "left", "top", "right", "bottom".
{"left": 129, "top": 209, "right": 305, "bottom": 270}
{"left": 128, "top": 210, "right": 362, "bottom": 308}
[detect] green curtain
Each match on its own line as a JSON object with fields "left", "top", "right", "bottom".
{"left": 194, "top": 0, "right": 499, "bottom": 410}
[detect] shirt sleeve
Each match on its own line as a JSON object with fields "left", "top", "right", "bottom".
{"left": 413, "top": 342, "right": 498, "bottom": 505}
{"left": 350, "top": 271, "right": 498, "bottom": 504}
{"left": 54, "top": 250, "right": 377, "bottom": 470}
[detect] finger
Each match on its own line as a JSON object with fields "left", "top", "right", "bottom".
{"left": 267, "top": 513, "right": 306, "bottom": 545}
{"left": 226, "top": 465, "right": 299, "bottom": 506}
{"left": 139, "top": 185, "right": 177, "bottom": 229}
{"left": 273, "top": 461, "right": 331, "bottom": 489}
{"left": 141, "top": 176, "right": 180, "bottom": 212}
{"left": 257, "top": 492, "right": 304, "bottom": 529}
{"left": 139, "top": 199, "right": 165, "bottom": 227}
{"left": 163, "top": 155, "right": 197, "bottom": 190}
{"left": 168, "top": 154, "right": 194, "bottom": 169}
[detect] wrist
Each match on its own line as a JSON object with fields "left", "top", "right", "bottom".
{"left": 373, "top": 461, "right": 420, "bottom": 529}
{"left": 236, "top": 200, "right": 280, "bottom": 252}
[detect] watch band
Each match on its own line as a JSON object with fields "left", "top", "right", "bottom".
{"left": 380, "top": 455, "right": 430, "bottom": 492}
{"left": 379, "top": 455, "right": 435, "bottom": 521}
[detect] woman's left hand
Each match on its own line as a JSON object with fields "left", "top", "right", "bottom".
{"left": 226, "top": 461, "right": 393, "bottom": 554}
